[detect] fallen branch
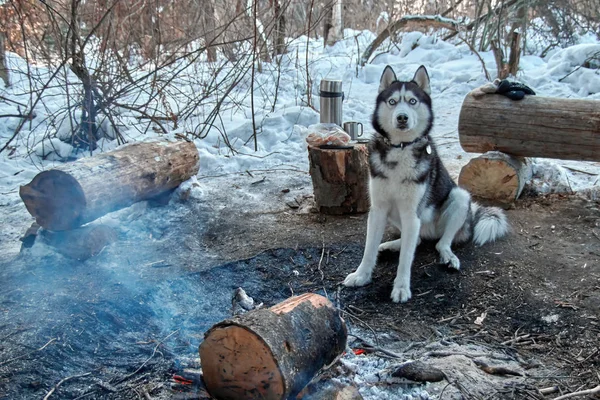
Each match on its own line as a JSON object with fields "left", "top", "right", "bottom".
{"left": 552, "top": 384, "right": 600, "bottom": 400}
{"left": 43, "top": 372, "right": 92, "bottom": 400}
{"left": 361, "top": 15, "right": 461, "bottom": 66}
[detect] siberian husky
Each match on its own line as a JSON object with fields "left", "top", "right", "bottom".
{"left": 343, "top": 65, "right": 508, "bottom": 303}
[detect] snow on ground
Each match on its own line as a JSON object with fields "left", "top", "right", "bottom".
{"left": 1, "top": 25, "right": 599, "bottom": 260}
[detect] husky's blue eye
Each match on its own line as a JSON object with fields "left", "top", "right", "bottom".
{"left": 409, "top": 98, "right": 417, "bottom": 105}
{"left": 388, "top": 99, "right": 397, "bottom": 106}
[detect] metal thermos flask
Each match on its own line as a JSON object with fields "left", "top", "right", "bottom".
{"left": 319, "top": 80, "right": 344, "bottom": 127}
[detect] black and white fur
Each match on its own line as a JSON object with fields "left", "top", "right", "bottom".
{"left": 343, "top": 65, "right": 508, "bottom": 303}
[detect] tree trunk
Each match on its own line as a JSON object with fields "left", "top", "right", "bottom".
{"left": 270, "top": 0, "right": 286, "bottom": 55}
{"left": 308, "top": 145, "right": 370, "bottom": 214}
{"left": 458, "top": 93, "right": 600, "bottom": 161}
{"left": 19, "top": 140, "right": 199, "bottom": 231}
{"left": 324, "top": 0, "right": 343, "bottom": 47}
{"left": 200, "top": 293, "right": 347, "bottom": 400}
{"left": 458, "top": 151, "right": 532, "bottom": 204}
{"left": 0, "top": 31, "right": 9, "bottom": 87}
{"left": 69, "top": 0, "right": 98, "bottom": 150}
{"left": 203, "top": 2, "right": 217, "bottom": 62}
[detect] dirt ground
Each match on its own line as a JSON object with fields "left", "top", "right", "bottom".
{"left": 203, "top": 192, "right": 600, "bottom": 398}
{"left": 1, "top": 176, "right": 599, "bottom": 399}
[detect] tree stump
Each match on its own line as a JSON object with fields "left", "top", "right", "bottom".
{"left": 458, "top": 93, "right": 600, "bottom": 161}
{"left": 458, "top": 151, "right": 532, "bottom": 204}
{"left": 19, "top": 140, "right": 199, "bottom": 231}
{"left": 308, "top": 145, "right": 369, "bottom": 214}
{"left": 199, "top": 293, "right": 348, "bottom": 400}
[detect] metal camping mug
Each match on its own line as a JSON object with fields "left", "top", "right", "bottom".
{"left": 319, "top": 79, "right": 344, "bottom": 127}
{"left": 343, "top": 121, "right": 364, "bottom": 140}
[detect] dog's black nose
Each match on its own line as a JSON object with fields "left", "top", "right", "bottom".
{"left": 397, "top": 114, "right": 409, "bottom": 123}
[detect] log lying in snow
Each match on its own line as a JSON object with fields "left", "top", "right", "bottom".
{"left": 199, "top": 293, "right": 348, "bottom": 400}
{"left": 19, "top": 140, "right": 199, "bottom": 231}
{"left": 308, "top": 145, "right": 370, "bottom": 214}
{"left": 458, "top": 151, "right": 532, "bottom": 204}
{"left": 458, "top": 93, "right": 600, "bottom": 161}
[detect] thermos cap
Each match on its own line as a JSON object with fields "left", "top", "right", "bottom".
{"left": 320, "top": 79, "right": 343, "bottom": 93}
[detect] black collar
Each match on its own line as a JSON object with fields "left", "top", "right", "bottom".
{"left": 381, "top": 135, "right": 426, "bottom": 149}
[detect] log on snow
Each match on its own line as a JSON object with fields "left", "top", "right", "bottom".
{"left": 308, "top": 145, "right": 370, "bottom": 215}
{"left": 19, "top": 140, "right": 199, "bottom": 231}
{"left": 199, "top": 293, "right": 348, "bottom": 400}
{"left": 458, "top": 93, "right": 600, "bottom": 161}
{"left": 458, "top": 151, "right": 532, "bottom": 204}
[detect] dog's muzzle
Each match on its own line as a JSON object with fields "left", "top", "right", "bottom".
{"left": 396, "top": 113, "right": 409, "bottom": 130}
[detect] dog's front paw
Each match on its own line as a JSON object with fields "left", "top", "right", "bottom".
{"left": 343, "top": 270, "right": 372, "bottom": 287}
{"left": 391, "top": 285, "right": 412, "bottom": 303}
{"left": 438, "top": 247, "right": 460, "bottom": 270}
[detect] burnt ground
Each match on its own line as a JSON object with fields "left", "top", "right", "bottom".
{"left": 1, "top": 181, "right": 599, "bottom": 399}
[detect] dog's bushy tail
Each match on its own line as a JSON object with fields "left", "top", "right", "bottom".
{"left": 470, "top": 203, "right": 509, "bottom": 246}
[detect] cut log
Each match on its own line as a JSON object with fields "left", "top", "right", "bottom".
{"left": 458, "top": 151, "right": 532, "bottom": 204}
{"left": 308, "top": 145, "right": 369, "bottom": 215}
{"left": 39, "top": 224, "right": 118, "bottom": 260}
{"left": 19, "top": 140, "right": 199, "bottom": 231}
{"left": 199, "top": 293, "right": 348, "bottom": 400}
{"left": 458, "top": 93, "right": 600, "bottom": 161}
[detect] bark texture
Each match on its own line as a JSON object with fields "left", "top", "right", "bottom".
{"left": 20, "top": 140, "right": 199, "bottom": 231}
{"left": 308, "top": 145, "right": 370, "bottom": 214}
{"left": 459, "top": 93, "right": 600, "bottom": 161}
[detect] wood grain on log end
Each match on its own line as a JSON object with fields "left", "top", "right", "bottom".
{"left": 200, "top": 294, "right": 347, "bottom": 400}
{"left": 459, "top": 151, "right": 531, "bottom": 204}
{"left": 200, "top": 325, "right": 285, "bottom": 400}
{"left": 20, "top": 170, "right": 86, "bottom": 231}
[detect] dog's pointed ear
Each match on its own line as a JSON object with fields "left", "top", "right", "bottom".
{"left": 379, "top": 66, "right": 397, "bottom": 93}
{"left": 412, "top": 65, "right": 431, "bottom": 95}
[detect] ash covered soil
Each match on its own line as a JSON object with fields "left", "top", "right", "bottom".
{"left": 1, "top": 172, "right": 599, "bottom": 399}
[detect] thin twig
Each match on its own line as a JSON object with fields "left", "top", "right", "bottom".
{"left": 116, "top": 330, "right": 179, "bottom": 384}
{"left": 43, "top": 372, "right": 92, "bottom": 400}
{"left": 552, "top": 384, "right": 600, "bottom": 400}
{"left": 0, "top": 338, "right": 56, "bottom": 367}
{"left": 317, "top": 237, "right": 325, "bottom": 281}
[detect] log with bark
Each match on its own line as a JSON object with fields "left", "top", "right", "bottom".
{"left": 19, "top": 140, "right": 199, "bottom": 231}
{"left": 458, "top": 151, "right": 532, "bottom": 204}
{"left": 199, "top": 293, "right": 348, "bottom": 400}
{"left": 458, "top": 93, "right": 600, "bottom": 161}
{"left": 308, "top": 145, "right": 370, "bottom": 214}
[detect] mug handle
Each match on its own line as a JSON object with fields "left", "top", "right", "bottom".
{"left": 357, "top": 122, "right": 363, "bottom": 137}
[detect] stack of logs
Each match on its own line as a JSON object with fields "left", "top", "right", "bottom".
{"left": 457, "top": 93, "right": 600, "bottom": 204}
{"left": 19, "top": 140, "right": 200, "bottom": 259}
